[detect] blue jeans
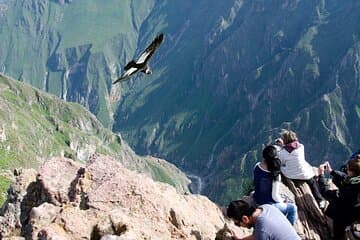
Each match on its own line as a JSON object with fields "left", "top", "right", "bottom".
{"left": 273, "top": 202, "right": 297, "bottom": 225}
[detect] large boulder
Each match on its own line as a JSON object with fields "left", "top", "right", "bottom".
{"left": 0, "top": 154, "right": 232, "bottom": 239}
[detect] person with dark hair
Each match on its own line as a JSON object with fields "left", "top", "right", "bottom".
{"left": 278, "top": 129, "right": 326, "bottom": 209}
{"left": 253, "top": 145, "right": 298, "bottom": 225}
{"left": 350, "top": 149, "right": 360, "bottom": 160}
{"left": 226, "top": 199, "right": 300, "bottom": 240}
{"left": 318, "top": 156, "right": 360, "bottom": 239}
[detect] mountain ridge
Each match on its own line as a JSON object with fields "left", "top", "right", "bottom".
{"left": 0, "top": 73, "right": 190, "bottom": 205}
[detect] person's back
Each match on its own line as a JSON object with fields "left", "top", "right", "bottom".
{"left": 254, "top": 204, "right": 300, "bottom": 240}
{"left": 253, "top": 162, "right": 275, "bottom": 205}
{"left": 277, "top": 130, "right": 325, "bottom": 208}
{"left": 279, "top": 142, "right": 314, "bottom": 180}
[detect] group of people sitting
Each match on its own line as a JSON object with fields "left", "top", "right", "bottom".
{"left": 226, "top": 130, "right": 360, "bottom": 240}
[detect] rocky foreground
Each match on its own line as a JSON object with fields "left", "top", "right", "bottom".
{"left": 0, "top": 154, "right": 332, "bottom": 239}
{"left": 0, "top": 154, "right": 250, "bottom": 239}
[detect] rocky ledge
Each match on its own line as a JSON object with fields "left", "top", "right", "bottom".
{"left": 0, "top": 153, "right": 332, "bottom": 239}
{"left": 0, "top": 154, "right": 248, "bottom": 239}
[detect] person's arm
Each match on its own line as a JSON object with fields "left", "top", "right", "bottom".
{"left": 330, "top": 170, "right": 348, "bottom": 188}
{"left": 228, "top": 229, "right": 253, "bottom": 240}
{"left": 318, "top": 173, "right": 338, "bottom": 200}
{"left": 318, "top": 163, "right": 339, "bottom": 200}
{"left": 324, "top": 162, "right": 348, "bottom": 187}
{"left": 240, "top": 235, "right": 253, "bottom": 240}
{"left": 272, "top": 176, "right": 284, "bottom": 203}
{"left": 318, "top": 174, "right": 328, "bottom": 192}
{"left": 232, "top": 235, "right": 253, "bottom": 240}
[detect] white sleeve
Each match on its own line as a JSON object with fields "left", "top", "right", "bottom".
{"left": 272, "top": 176, "right": 284, "bottom": 203}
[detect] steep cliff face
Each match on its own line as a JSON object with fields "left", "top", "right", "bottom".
{"left": 0, "top": 74, "right": 190, "bottom": 205}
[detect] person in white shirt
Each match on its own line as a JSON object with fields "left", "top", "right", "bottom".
{"left": 278, "top": 130, "right": 326, "bottom": 209}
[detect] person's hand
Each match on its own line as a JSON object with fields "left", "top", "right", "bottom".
{"left": 226, "top": 228, "right": 241, "bottom": 240}
{"left": 318, "top": 164, "right": 326, "bottom": 175}
{"left": 227, "top": 228, "right": 252, "bottom": 240}
{"left": 325, "top": 161, "right": 333, "bottom": 172}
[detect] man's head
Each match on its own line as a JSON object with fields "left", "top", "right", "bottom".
{"left": 227, "top": 199, "right": 256, "bottom": 228}
{"left": 347, "top": 155, "right": 360, "bottom": 177}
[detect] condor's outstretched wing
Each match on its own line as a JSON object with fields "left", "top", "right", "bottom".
{"left": 112, "top": 61, "right": 138, "bottom": 84}
{"left": 136, "top": 33, "right": 164, "bottom": 64}
{"left": 113, "top": 33, "right": 164, "bottom": 84}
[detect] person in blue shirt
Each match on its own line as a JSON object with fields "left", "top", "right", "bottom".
{"left": 227, "top": 199, "right": 300, "bottom": 240}
{"left": 253, "top": 145, "right": 297, "bottom": 224}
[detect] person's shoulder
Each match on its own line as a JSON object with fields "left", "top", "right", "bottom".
{"left": 260, "top": 204, "right": 285, "bottom": 217}
{"left": 259, "top": 204, "right": 275, "bottom": 212}
{"left": 254, "top": 162, "right": 261, "bottom": 168}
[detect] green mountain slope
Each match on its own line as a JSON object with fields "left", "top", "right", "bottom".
{"left": 0, "top": 0, "right": 158, "bottom": 126}
{"left": 0, "top": 74, "right": 189, "bottom": 205}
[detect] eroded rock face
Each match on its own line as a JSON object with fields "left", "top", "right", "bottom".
{"left": 283, "top": 178, "right": 333, "bottom": 240}
{"left": 0, "top": 155, "right": 228, "bottom": 239}
{"left": 0, "top": 154, "right": 332, "bottom": 239}
{"left": 0, "top": 168, "right": 38, "bottom": 238}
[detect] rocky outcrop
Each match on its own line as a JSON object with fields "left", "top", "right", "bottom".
{"left": 284, "top": 178, "right": 333, "bottom": 240}
{"left": 0, "top": 168, "right": 38, "bottom": 238}
{"left": 0, "top": 154, "right": 234, "bottom": 239}
{"left": 0, "top": 153, "right": 335, "bottom": 240}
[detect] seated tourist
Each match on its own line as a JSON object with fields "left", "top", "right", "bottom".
{"left": 278, "top": 129, "right": 326, "bottom": 208}
{"left": 253, "top": 145, "right": 297, "bottom": 224}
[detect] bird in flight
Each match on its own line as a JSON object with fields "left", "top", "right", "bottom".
{"left": 113, "top": 33, "right": 164, "bottom": 84}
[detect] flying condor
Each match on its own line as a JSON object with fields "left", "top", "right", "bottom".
{"left": 113, "top": 33, "right": 164, "bottom": 84}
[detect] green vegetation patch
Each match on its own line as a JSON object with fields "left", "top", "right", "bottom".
{"left": 56, "top": 0, "right": 133, "bottom": 51}
{"left": 0, "top": 175, "right": 11, "bottom": 206}
{"left": 147, "top": 161, "right": 176, "bottom": 188}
